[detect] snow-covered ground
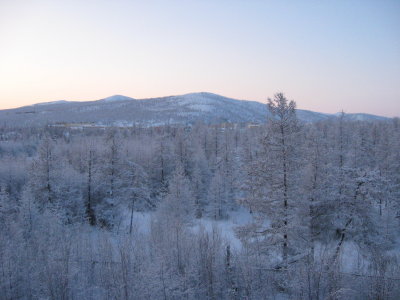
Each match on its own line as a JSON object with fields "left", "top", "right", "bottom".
{"left": 120, "top": 207, "right": 253, "bottom": 250}
{"left": 191, "top": 208, "right": 253, "bottom": 250}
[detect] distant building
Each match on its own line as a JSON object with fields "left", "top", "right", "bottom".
{"left": 221, "top": 123, "right": 234, "bottom": 130}
{"left": 234, "top": 123, "right": 247, "bottom": 130}
{"left": 247, "top": 122, "right": 260, "bottom": 129}
{"left": 208, "top": 124, "right": 221, "bottom": 130}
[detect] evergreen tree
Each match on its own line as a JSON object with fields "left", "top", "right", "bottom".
{"left": 238, "top": 93, "right": 303, "bottom": 268}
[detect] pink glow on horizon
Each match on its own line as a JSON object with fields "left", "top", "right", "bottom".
{"left": 0, "top": 1, "right": 399, "bottom": 117}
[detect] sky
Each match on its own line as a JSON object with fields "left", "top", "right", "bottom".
{"left": 0, "top": 0, "right": 399, "bottom": 117}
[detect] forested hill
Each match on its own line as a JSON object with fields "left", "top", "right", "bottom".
{"left": 0, "top": 92, "right": 389, "bottom": 127}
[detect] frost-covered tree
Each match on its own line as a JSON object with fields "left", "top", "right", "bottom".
{"left": 206, "top": 170, "right": 228, "bottom": 220}
{"left": 85, "top": 148, "right": 96, "bottom": 224}
{"left": 0, "top": 185, "right": 14, "bottom": 225}
{"left": 160, "top": 164, "right": 195, "bottom": 224}
{"left": 125, "top": 162, "right": 153, "bottom": 233}
{"left": 103, "top": 127, "right": 123, "bottom": 200}
{"left": 96, "top": 127, "right": 126, "bottom": 228}
{"left": 173, "top": 126, "right": 191, "bottom": 174}
{"left": 29, "top": 133, "right": 56, "bottom": 206}
{"left": 238, "top": 93, "right": 302, "bottom": 267}
{"left": 190, "top": 147, "right": 211, "bottom": 218}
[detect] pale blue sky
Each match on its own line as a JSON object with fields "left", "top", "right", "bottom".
{"left": 0, "top": 0, "right": 399, "bottom": 117}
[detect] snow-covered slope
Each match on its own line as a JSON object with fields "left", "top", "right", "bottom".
{"left": 101, "top": 95, "right": 135, "bottom": 102}
{"left": 0, "top": 92, "right": 390, "bottom": 127}
{"left": 36, "top": 100, "right": 69, "bottom": 106}
{"left": 344, "top": 113, "right": 388, "bottom": 122}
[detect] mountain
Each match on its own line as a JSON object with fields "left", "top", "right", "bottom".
{"left": 333, "top": 112, "right": 389, "bottom": 122}
{"left": 101, "top": 95, "right": 135, "bottom": 102}
{"left": 36, "top": 100, "right": 70, "bottom": 106}
{"left": 0, "top": 92, "right": 389, "bottom": 127}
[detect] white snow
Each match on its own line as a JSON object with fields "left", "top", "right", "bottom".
{"left": 101, "top": 95, "right": 135, "bottom": 102}
{"left": 191, "top": 208, "right": 253, "bottom": 250}
{"left": 36, "top": 100, "right": 69, "bottom": 106}
{"left": 120, "top": 207, "right": 252, "bottom": 250}
{"left": 166, "top": 94, "right": 216, "bottom": 112}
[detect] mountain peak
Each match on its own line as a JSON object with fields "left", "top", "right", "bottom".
{"left": 101, "top": 95, "right": 135, "bottom": 102}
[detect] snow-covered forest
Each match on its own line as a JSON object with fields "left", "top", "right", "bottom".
{"left": 1, "top": 94, "right": 399, "bottom": 299}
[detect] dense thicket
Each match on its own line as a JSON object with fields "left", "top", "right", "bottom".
{"left": 0, "top": 100, "right": 399, "bottom": 299}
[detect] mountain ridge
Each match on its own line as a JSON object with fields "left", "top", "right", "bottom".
{"left": 0, "top": 92, "right": 390, "bottom": 127}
